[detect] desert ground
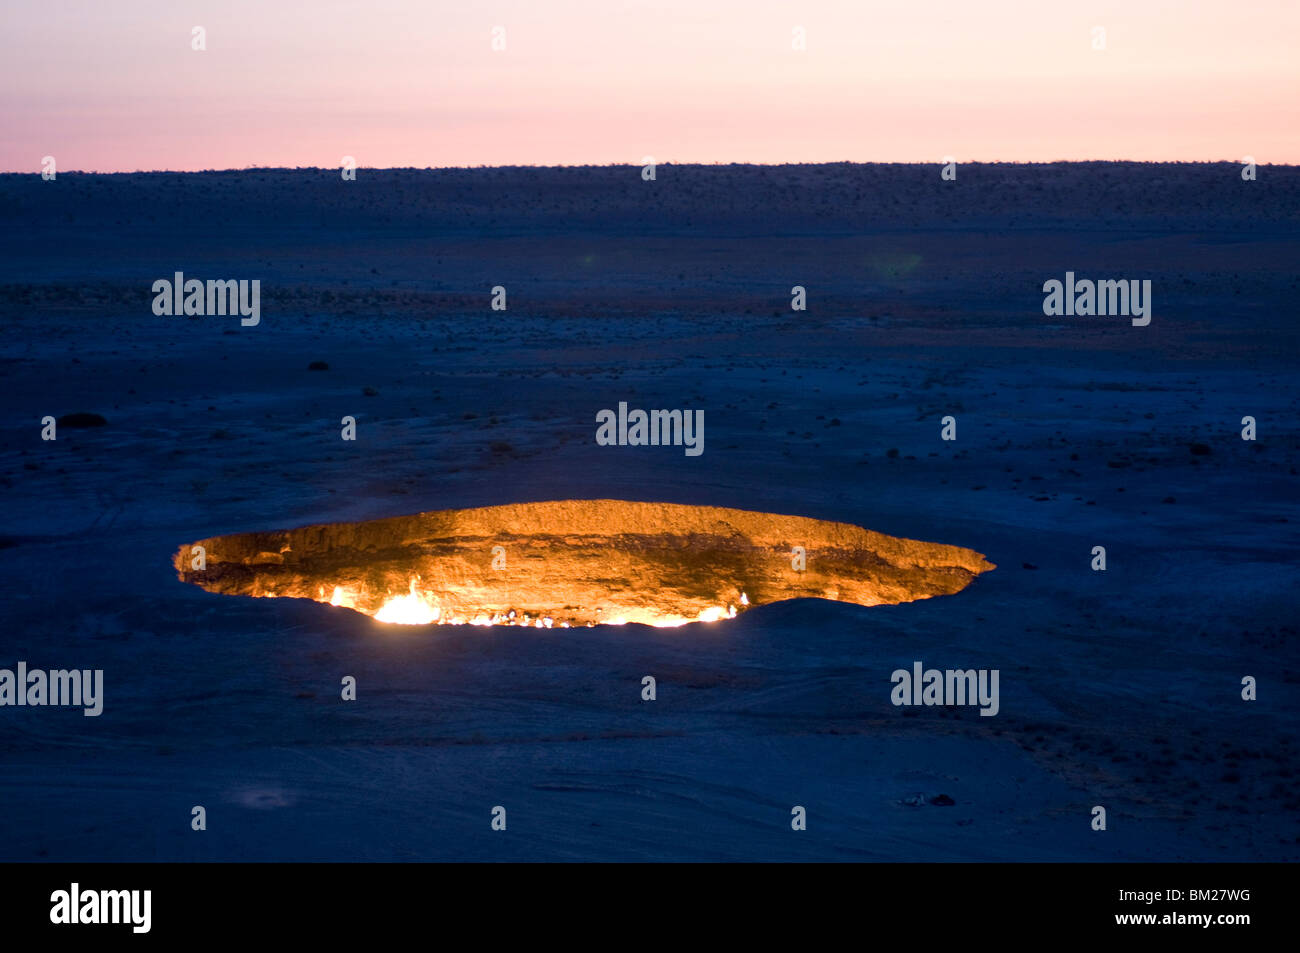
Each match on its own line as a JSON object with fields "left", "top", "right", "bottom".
{"left": 0, "top": 163, "right": 1296, "bottom": 860}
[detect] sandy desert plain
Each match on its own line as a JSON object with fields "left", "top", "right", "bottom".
{"left": 0, "top": 162, "right": 1296, "bottom": 860}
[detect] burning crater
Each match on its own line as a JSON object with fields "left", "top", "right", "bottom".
{"left": 174, "top": 500, "right": 995, "bottom": 628}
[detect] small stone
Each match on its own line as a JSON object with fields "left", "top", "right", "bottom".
{"left": 56, "top": 412, "right": 107, "bottom": 428}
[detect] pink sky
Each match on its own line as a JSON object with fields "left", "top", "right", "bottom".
{"left": 3, "top": 0, "right": 1297, "bottom": 172}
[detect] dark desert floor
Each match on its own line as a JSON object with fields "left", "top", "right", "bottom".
{"left": 0, "top": 163, "right": 1296, "bottom": 860}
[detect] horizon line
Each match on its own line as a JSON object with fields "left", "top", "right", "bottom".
{"left": 5, "top": 158, "right": 1290, "bottom": 176}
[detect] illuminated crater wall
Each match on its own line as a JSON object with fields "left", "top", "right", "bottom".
{"left": 174, "top": 500, "right": 995, "bottom": 628}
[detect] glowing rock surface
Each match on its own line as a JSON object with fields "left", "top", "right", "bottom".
{"left": 175, "top": 499, "right": 995, "bottom": 627}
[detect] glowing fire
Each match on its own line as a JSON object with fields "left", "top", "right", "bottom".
{"left": 364, "top": 576, "right": 746, "bottom": 628}
{"left": 374, "top": 579, "right": 440, "bottom": 625}
{"left": 695, "top": 605, "right": 736, "bottom": 623}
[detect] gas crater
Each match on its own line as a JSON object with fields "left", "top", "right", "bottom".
{"left": 174, "top": 499, "right": 995, "bottom": 628}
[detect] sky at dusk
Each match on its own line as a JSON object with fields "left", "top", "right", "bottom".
{"left": 2, "top": 0, "right": 1297, "bottom": 171}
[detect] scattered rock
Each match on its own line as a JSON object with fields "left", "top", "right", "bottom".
{"left": 57, "top": 412, "right": 107, "bottom": 428}
{"left": 1189, "top": 442, "right": 1212, "bottom": 456}
{"left": 903, "top": 792, "right": 956, "bottom": 807}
